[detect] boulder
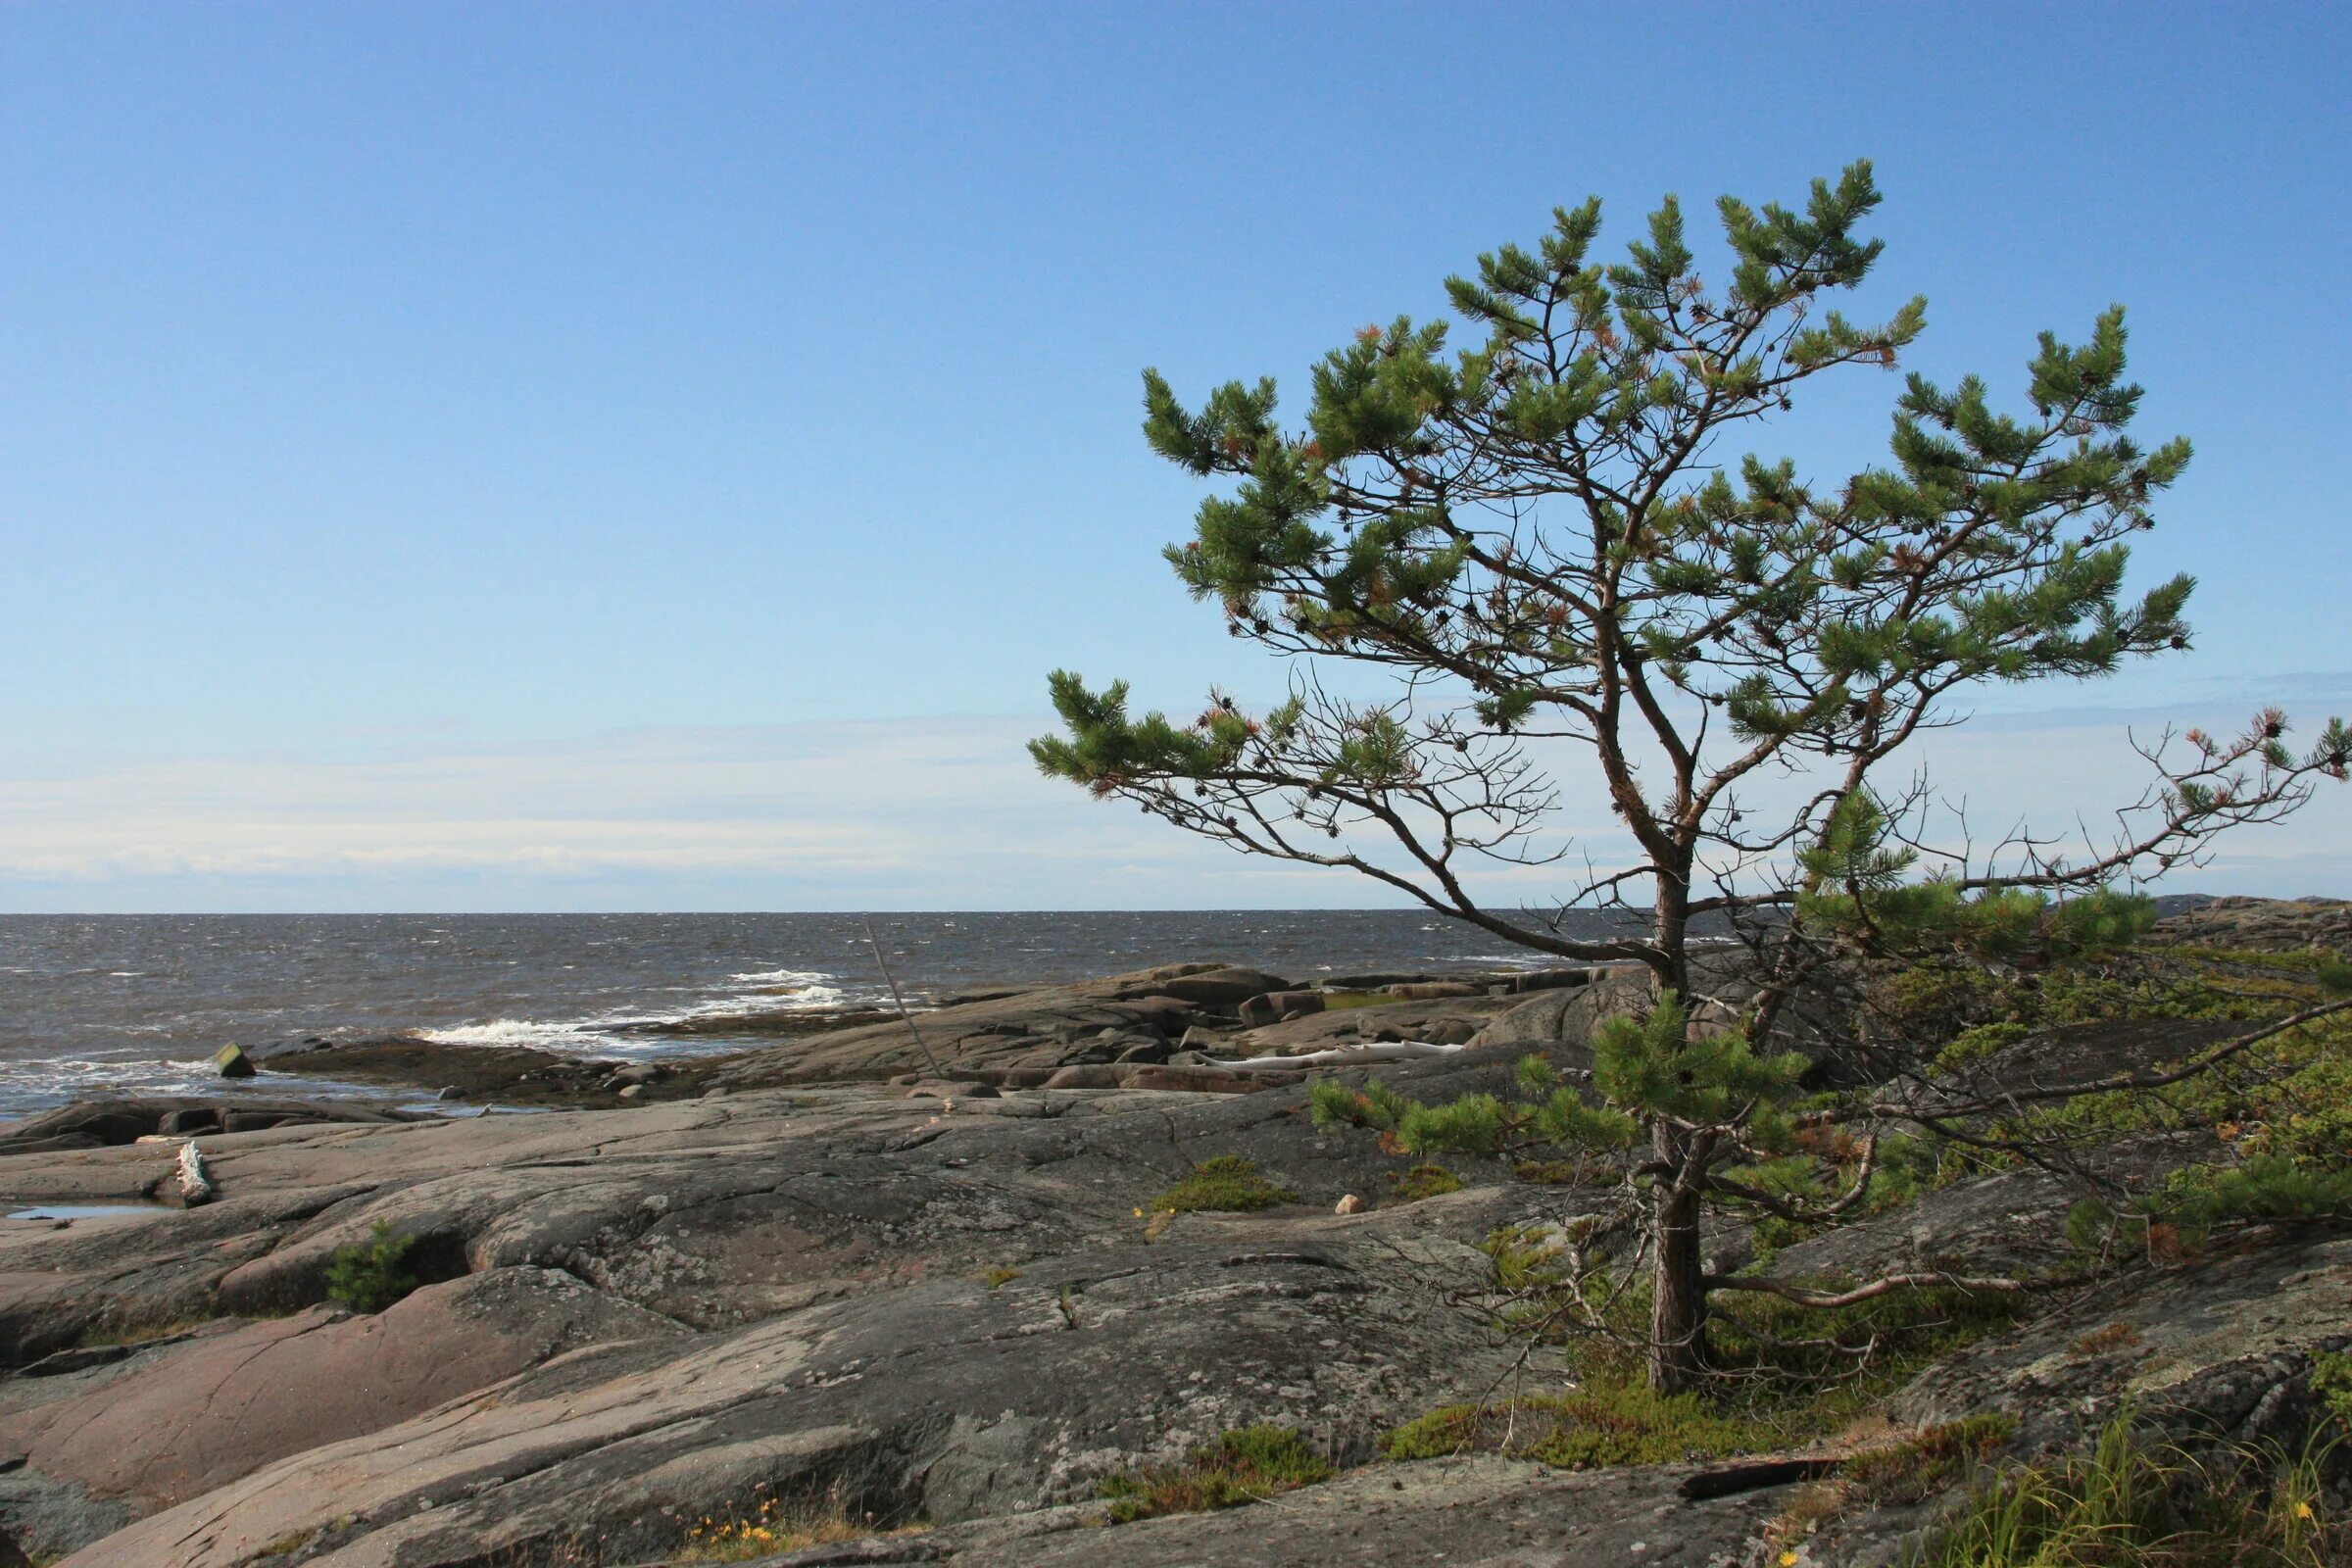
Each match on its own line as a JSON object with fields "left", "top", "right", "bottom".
{"left": 1467, "top": 965, "right": 1654, "bottom": 1055}
{"left": 209, "top": 1045, "right": 255, "bottom": 1081}
{"left": 1382, "top": 981, "right": 1483, "bottom": 1001}
{"left": 1039, "top": 1064, "right": 1125, "bottom": 1091}
{"left": 1505, "top": 966, "right": 1598, "bottom": 995}
{"left": 2150, "top": 895, "right": 2352, "bottom": 954}
{"left": 1237, "top": 990, "right": 1326, "bottom": 1027}
{"left": 0, "top": 1099, "right": 404, "bottom": 1153}
{"left": 1120, "top": 1064, "right": 1283, "bottom": 1095}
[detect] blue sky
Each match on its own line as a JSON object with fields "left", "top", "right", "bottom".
{"left": 2, "top": 2, "right": 2347, "bottom": 910}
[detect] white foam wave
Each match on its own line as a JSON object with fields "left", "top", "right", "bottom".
{"left": 0, "top": 1054, "right": 242, "bottom": 1113}
{"left": 416, "top": 1018, "right": 608, "bottom": 1051}
{"left": 413, "top": 966, "right": 864, "bottom": 1062}
{"left": 726, "top": 967, "right": 832, "bottom": 987}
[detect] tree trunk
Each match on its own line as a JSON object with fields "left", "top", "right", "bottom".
{"left": 1650, "top": 853, "right": 1692, "bottom": 995}
{"left": 1640, "top": 850, "right": 1708, "bottom": 1393}
{"left": 1647, "top": 1122, "right": 1708, "bottom": 1394}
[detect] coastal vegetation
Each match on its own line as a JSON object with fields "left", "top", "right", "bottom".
{"left": 323, "top": 1221, "right": 419, "bottom": 1314}
{"left": 1147, "top": 1154, "right": 1298, "bottom": 1216}
{"left": 1035, "top": 160, "right": 2351, "bottom": 1392}
{"left": 1098, "top": 1425, "right": 1334, "bottom": 1522}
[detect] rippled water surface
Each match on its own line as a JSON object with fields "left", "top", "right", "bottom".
{"left": 0, "top": 910, "right": 1635, "bottom": 1117}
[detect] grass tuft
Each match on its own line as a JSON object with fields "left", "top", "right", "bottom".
{"left": 1843, "top": 1413, "right": 2016, "bottom": 1505}
{"left": 1919, "top": 1413, "right": 2346, "bottom": 1567}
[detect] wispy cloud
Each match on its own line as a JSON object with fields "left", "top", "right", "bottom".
{"left": 4, "top": 690, "right": 2347, "bottom": 911}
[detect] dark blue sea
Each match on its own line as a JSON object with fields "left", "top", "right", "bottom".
{"left": 0, "top": 910, "right": 1632, "bottom": 1118}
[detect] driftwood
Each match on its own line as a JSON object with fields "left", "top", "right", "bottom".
{"left": 172, "top": 1140, "right": 215, "bottom": 1206}
{"left": 1203, "top": 1041, "right": 1468, "bottom": 1071}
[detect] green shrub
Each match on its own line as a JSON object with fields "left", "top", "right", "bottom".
{"left": 324, "top": 1221, "right": 419, "bottom": 1313}
{"left": 2172, "top": 1156, "right": 2352, "bottom": 1233}
{"left": 1309, "top": 1077, "right": 1409, "bottom": 1130}
{"left": 1099, "top": 1425, "right": 1332, "bottom": 1521}
{"left": 1933, "top": 1022, "right": 2032, "bottom": 1076}
{"left": 2309, "top": 1349, "right": 2352, "bottom": 1431}
{"left": 1149, "top": 1156, "right": 1298, "bottom": 1215}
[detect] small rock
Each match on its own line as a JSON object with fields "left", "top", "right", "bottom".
{"left": 436, "top": 1086, "right": 467, "bottom": 1102}
{"left": 212, "top": 1043, "right": 257, "bottom": 1080}
{"left": 702, "top": 1087, "right": 729, "bottom": 1099}
{"left": 616, "top": 1085, "right": 644, "bottom": 1101}
{"left": 1335, "top": 1195, "right": 1365, "bottom": 1215}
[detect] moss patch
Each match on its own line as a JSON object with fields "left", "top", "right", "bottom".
{"left": 1381, "top": 1378, "right": 1781, "bottom": 1466}
{"left": 1318, "top": 990, "right": 1405, "bottom": 1011}
{"left": 1386, "top": 1164, "right": 1464, "bottom": 1204}
{"left": 1100, "top": 1425, "right": 1334, "bottom": 1522}
{"left": 1149, "top": 1156, "right": 1298, "bottom": 1216}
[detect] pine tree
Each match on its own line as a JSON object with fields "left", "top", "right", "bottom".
{"left": 1032, "top": 163, "right": 2349, "bottom": 1392}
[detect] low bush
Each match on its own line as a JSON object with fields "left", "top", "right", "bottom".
{"left": 1099, "top": 1425, "right": 1333, "bottom": 1522}
{"left": 324, "top": 1221, "right": 419, "bottom": 1313}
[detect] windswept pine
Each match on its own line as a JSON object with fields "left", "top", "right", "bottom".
{"left": 1035, "top": 163, "right": 2351, "bottom": 1391}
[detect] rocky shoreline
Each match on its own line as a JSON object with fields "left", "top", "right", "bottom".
{"left": 1, "top": 916, "right": 2347, "bottom": 1565}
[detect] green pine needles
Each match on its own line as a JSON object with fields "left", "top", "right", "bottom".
{"left": 1312, "top": 992, "right": 1805, "bottom": 1164}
